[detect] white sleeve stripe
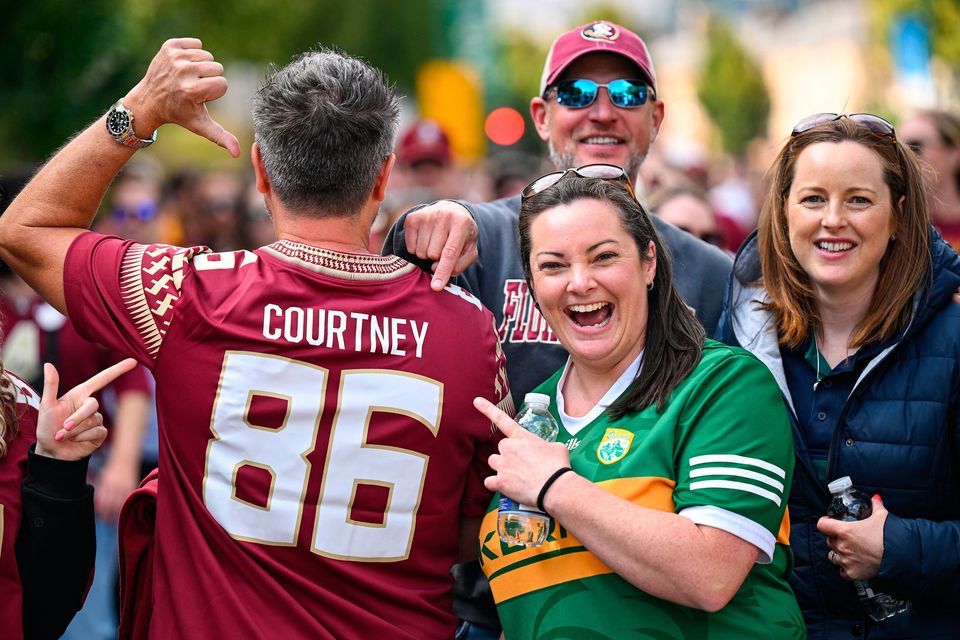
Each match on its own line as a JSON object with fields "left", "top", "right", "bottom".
{"left": 689, "top": 480, "right": 782, "bottom": 507}
{"left": 689, "top": 454, "right": 786, "bottom": 479}
{"left": 689, "top": 466, "right": 785, "bottom": 493}
{"left": 678, "top": 505, "right": 776, "bottom": 564}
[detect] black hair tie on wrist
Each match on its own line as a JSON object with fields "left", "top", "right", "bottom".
{"left": 537, "top": 467, "right": 573, "bottom": 514}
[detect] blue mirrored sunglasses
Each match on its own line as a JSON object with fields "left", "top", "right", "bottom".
{"left": 548, "top": 79, "right": 653, "bottom": 109}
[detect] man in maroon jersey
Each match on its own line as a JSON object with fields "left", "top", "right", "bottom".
{"left": 0, "top": 38, "right": 512, "bottom": 639}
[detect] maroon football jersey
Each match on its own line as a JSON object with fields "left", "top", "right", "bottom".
{"left": 0, "top": 373, "right": 40, "bottom": 640}
{"left": 64, "top": 234, "right": 511, "bottom": 639}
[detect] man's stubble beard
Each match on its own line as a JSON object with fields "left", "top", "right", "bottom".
{"left": 547, "top": 140, "right": 646, "bottom": 182}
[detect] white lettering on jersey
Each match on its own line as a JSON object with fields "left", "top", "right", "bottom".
{"left": 262, "top": 305, "right": 429, "bottom": 358}
{"left": 498, "top": 279, "right": 558, "bottom": 345}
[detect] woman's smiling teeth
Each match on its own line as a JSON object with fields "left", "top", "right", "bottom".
{"left": 816, "top": 240, "right": 854, "bottom": 252}
{"left": 566, "top": 302, "right": 613, "bottom": 327}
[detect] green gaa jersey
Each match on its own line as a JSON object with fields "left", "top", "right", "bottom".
{"left": 479, "top": 341, "right": 805, "bottom": 639}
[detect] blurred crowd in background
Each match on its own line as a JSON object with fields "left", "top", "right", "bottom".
{"left": 1, "top": 1, "right": 959, "bottom": 636}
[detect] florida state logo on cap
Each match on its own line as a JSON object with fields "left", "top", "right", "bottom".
{"left": 581, "top": 21, "right": 619, "bottom": 42}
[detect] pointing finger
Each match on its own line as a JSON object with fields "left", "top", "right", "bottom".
{"left": 473, "top": 397, "right": 522, "bottom": 438}
{"left": 70, "top": 358, "right": 138, "bottom": 400}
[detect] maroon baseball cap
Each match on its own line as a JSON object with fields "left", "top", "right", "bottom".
{"left": 396, "top": 119, "right": 452, "bottom": 166}
{"left": 539, "top": 20, "right": 657, "bottom": 97}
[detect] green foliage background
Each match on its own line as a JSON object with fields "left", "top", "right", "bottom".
{"left": 0, "top": 0, "right": 438, "bottom": 167}
{"left": 696, "top": 17, "right": 770, "bottom": 159}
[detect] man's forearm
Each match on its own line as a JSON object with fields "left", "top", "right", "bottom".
{"left": 0, "top": 111, "right": 137, "bottom": 312}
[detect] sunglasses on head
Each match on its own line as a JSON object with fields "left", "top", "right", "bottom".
{"left": 791, "top": 113, "right": 896, "bottom": 141}
{"left": 521, "top": 163, "right": 635, "bottom": 201}
{"left": 547, "top": 79, "right": 653, "bottom": 109}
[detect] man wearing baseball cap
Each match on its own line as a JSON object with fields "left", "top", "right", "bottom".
{"left": 384, "top": 22, "right": 733, "bottom": 638}
{"left": 386, "top": 19, "right": 730, "bottom": 408}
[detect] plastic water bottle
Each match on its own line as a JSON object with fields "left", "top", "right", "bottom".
{"left": 497, "top": 393, "right": 560, "bottom": 547}
{"left": 826, "top": 476, "right": 910, "bottom": 622}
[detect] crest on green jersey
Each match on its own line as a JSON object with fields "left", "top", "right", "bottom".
{"left": 597, "top": 427, "right": 634, "bottom": 464}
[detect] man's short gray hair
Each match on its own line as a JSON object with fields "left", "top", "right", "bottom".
{"left": 252, "top": 47, "right": 400, "bottom": 217}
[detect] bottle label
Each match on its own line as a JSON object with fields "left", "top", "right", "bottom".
{"left": 499, "top": 496, "right": 546, "bottom": 516}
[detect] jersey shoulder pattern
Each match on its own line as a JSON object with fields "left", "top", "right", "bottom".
{"left": 262, "top": 240, "right": 417, "bottom": 281}
{"left": 119, "top": 242, "right": 211, "bottom": 357}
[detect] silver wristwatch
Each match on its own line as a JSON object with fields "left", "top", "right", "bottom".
{"left": 105, "top": 100, "right": 157, "bottom": 149}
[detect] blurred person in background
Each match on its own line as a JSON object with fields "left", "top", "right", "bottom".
{"left": 384, "top": 19, "right": 732, "bottom": 638}
{"left": 154, "top": 167, "right": 200, "bottom": 246}
{"left": 719, "top": 113, "right": 960, "bottom": 638}
{"left": 183, "top": 169, "right": 250, "bottom": 251}
{"left": 0, "top": 347, "right": 136, "bottom": 640}
{"left": 94, "top": 162, "right": 163, "bottom": 244}
{"left": 0, "top": 172, "right": 155, "bottom": 640}
{"left": 646, "top": 183, "right": 730, "bottom": 253}
{"left": 898, "top": 109, "right": 960, "bottom": 250}
{"left": 393, "top": 118, "right": 462, "bottom": 199}
{"left": 487, "top": 151, "right": 545, "bottom": 200}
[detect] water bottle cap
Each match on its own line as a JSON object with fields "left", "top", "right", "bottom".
{"left": 827, "top": 476, "right": 853, "bottom": 493}
{"left": 523, "top": 393, "right": 551, "bottom": 409}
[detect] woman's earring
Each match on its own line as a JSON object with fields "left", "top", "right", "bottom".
{"left": 647, "top": 281, "right": 655, "bottom": 291}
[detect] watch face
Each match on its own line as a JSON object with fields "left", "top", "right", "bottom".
{"left": 107, "top": 108, "right": 130, "bottom": 136}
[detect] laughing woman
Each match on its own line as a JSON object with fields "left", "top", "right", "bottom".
{"left": 719, "top": 114, "right": 960, "bottom": 638}
{"left": 473, "top": 168, "right": 804, "bottom": 639}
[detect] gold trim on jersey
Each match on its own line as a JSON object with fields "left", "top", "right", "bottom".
{"left": 243, "top": 390, "right": 293, "bottom": 432}
{"left": 230, "top": 461, "right": 276, "bottom": 511}
{"left": 480, "top": 476, "right": 675, "bottom": 600}
{"left": 346, "top": 479, "right": 393, "bottom": 528}
{"left": 481, "top": 474, "right": 791, "bottom": 600}
{"left": 262, "top": 241, "right": 417, "bottom": 281}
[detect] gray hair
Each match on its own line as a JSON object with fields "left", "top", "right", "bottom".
{"left": 251, "top": 47, "right": 400, "bottom": 217}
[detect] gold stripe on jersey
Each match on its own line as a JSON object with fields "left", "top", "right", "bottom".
{"left": 481, "top": 474, "right": 792, "bottom": 600}
{"left": 263, "top": 241, "right": 418, "bottom": 280}
{"left": 481, "top": 476, "right": 675, "bottom": 600}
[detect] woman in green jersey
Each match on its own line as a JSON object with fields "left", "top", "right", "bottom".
{"left": 473, "top": 166, "right": 804, "bottom": 639}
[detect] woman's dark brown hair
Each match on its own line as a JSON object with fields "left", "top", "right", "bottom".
{"left": 519, "top": 176, "right": 705, "bottom": 416}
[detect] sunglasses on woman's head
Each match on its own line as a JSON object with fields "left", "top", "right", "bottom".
{"left": 521, "top": 164, "right": 635, "bottom": 201}
{"left": 791, "top": 113, "right": 896, "bottom": 141}
{"left": 547, "top": 79, "right": 653, "bottom": 109}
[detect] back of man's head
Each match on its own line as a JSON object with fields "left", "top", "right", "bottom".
{"left": 252, "top": 48, "right": 400, "bottom": 217}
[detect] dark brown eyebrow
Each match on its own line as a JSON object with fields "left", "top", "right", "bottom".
{"left": 587, "top": 239, "right": 617, "bottom": 252}
{"left": 534, "top": 239, "right": 619, "bottom": 260}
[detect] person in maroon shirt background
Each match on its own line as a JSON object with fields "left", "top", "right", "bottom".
{"left": 0, "top": 351, "right": 135, "bottom": 639}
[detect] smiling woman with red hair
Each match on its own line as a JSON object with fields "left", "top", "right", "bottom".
{"left": 720, "top": 113, "right": 960, "bottom": 638}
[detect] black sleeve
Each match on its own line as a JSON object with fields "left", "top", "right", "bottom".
{"left": 15, "top": 445, "right": 95, "bottom": 640}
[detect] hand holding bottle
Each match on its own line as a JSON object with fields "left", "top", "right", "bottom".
{"left": 817, "top": 491, "right": 888, "bottom": 581}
